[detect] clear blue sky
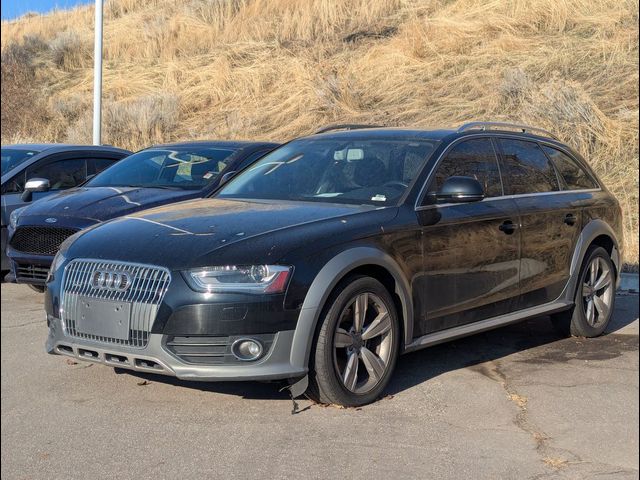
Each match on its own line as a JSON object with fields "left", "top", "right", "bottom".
{"left": 1, "top": 0, "right": 92, "bottom": 20}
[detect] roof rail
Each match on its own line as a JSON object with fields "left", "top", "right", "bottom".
{"left": 457, "top": 121, "right": 559, "bottom": 140}
{"left": 314, "top": 124, "right": 382, "bottom": 135}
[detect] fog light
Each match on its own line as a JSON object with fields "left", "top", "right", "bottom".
{"left": 231, "top": 339, "right": 263, "bottom": 361}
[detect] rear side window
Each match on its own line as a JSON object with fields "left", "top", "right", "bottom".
{"left": 430, "top": 138, "right": 503, "bottom": 198}
{"left": 542, "top": 146, "right": 598, "bottom": 190}
{"left": 497, "top": 139, "right": 560, "bottom": 195}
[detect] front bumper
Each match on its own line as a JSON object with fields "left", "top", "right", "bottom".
{"left": 46, "top": 314, "right": 307, "bottom": 382}
{"left": 7, "top": 248, "right": 53, "bottom": 286}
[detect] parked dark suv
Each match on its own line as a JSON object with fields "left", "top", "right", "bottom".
{"left": 7, "top": 140, "right": 277, "bottom": 291}
{"left": 43, "top": 123, "right": 623, "bottom": 406}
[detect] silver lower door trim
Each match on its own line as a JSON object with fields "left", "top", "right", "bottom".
{"left": 403, "top": 300, "right": 572, "bottom": 353}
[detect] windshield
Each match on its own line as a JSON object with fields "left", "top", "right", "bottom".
{"left": 86, "top": 147, "right": 237, "bottom": 190}
{"left": 218, "top": 137, "right": 438, "bottom": 206}
{"left": 1, "top": 148, "right": 40, "bottom": 173}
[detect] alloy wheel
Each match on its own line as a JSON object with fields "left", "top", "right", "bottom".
{"left": 332, "top": 293, "right": 393, "bottom": 394}
{"left": 582, "top": 256, "right": 614, "bottom": 328}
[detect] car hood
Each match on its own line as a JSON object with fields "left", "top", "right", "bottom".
{"left": 64, "top": 198, "right": 394, "bottom": 269}
{"left": 20, "top": 186, "right": 198, "bottom": 222}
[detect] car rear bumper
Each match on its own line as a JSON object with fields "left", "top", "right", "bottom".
{"left": 46, "top": 314, "right": 307, "bottom": 382}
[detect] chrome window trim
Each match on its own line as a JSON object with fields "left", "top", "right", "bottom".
{"left": 413, "top": 132, "right": 602, "bottom": 210}
{"left": 415, "top": 188, "right": 602, "bottom": 211}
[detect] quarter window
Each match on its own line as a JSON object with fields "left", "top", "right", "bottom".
{"left": 89, "top": 158, "right": 119, "bottom": 176}
{"left": 497, "top": 139, "right": 560, "bottom": 195}
{"left": 542, "top": 146, "right": 598, "bottom": 190}
{"left": 429, "top": 138, "right": 503, "bottom": 199}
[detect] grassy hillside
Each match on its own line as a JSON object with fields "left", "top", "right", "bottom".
{"left": 1, "top": 0, "right": 638, "bottom": 267}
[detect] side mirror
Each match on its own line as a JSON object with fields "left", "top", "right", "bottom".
{"left": 21, "top": 178, "right": 50, "bottom": 202}
{"left": 436, "top": 176, "right": 485, "bottom": 203}
{"left": 219, "top": 171, "right": 237, "bottom": 186}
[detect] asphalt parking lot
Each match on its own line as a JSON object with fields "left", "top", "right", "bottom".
{"left": 1, "top": 283, "right": 638, "bottom": 480}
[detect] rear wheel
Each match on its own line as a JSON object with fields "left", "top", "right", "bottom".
{"left": 551, "top": 246, "right": 615, "bottom": 337}
{"left": 308, "top": 276, "right": 400, "bottom": 406}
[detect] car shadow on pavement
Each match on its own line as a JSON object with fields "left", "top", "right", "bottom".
{"left": 115, "top": 294, "right": 639, "bottom": 402}
{"left": 387, "top": 294, "right": 639, "bottom": 397}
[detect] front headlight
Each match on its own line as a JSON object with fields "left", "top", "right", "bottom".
{"left": 183, "top": 265, "right": 292, "bottom": 294}
{"left": 9, "top": 207, "right": 26, "bottom": 229}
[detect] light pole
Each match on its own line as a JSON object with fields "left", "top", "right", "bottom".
{"left": 92, "top": 0, "right": 103, "bottom": 145}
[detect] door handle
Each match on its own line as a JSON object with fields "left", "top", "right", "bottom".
{"left": 499, "top": 220, "right": 518, "bottom": 235}
{"left": 563, "top": 213, "right": 577, "bottom": 226}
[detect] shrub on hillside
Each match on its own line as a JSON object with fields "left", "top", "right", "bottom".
{"left": 0, "top": 35, "right": 51, "bottom": 141}
{"left": 49, "top": 31, "right": 91, "bottom": 70}
{"left": 65, "top": 94, "right": 180, "bottom": 150}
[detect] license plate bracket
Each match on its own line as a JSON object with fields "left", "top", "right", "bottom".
{"left": 76, "top": 297, "right": 131, "bottom": 340}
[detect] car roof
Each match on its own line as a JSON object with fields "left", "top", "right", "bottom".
{"left": 304, "top": 127, "right": 457, "bottom": 141}
{"left": 2, "top": 143, "right": 131, "bottom": 154}
{"left": 303, "top": 126, "right": 564, "bottom": 145}
{"left": 146, "top": 140, "right": 280, "bottom": 150}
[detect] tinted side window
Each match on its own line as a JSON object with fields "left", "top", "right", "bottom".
{"left": 429, "top": 138, "right": 503, "bottom": 198}
{"left": 26, "top": 158, "right": 87, "bottom": 190}
{"left": 498, "top": 139, "right": 560, "bottom": 195}
{"left": 542, "top": 146, "right": 597, "bottom": 190}
{"left": 2, "top": 172, "right": 26, "bottom": 194}
{"left": 89, "top": 158, "right": 119, "bottom": 176}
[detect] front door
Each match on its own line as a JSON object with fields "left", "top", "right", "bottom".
{"left": 415, "top": 137, "right": 521, "bottom": 336}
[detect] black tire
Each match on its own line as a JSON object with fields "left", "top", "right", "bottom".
{"left": 307, "top": 275, "right": 400, "bottom": 407}
{"left": 551, "top": 246, "right": 616, "bottom": 338}
{"left": 27, "top": 284, "right": 46, "bottom": 293}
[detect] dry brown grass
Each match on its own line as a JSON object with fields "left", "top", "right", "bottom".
{"left": 1, "top": 0, "right": 638, "bottom": 266}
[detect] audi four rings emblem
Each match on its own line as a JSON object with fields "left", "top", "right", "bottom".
{"left": 91, "top": 270, "right": 131, "bottom": 291}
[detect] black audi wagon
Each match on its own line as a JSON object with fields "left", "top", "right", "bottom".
{"left": 43, "top": 123, "right": 623, "bottom": 406}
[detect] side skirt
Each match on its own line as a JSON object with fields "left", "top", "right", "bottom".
{"left": 403, "top": 300, "right": 573, "bottom": 353}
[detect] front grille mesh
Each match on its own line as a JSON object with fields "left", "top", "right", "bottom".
{"left": 10, "top": 226, "right": 78, "bottom": 255}
{"left": 61, "top": 259, "right": 171, "bottom": 348}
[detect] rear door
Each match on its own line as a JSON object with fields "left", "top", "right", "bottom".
{"left": 495, "top": 137, "right": 581, "bottom": 308}
{"left": 415, "top": 137, "right": 521, "bottom": 336}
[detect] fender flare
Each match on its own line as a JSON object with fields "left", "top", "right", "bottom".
{"left": 561, "top": 218, "right": 621, "bottom": 301}
{"left": 289, "top": 247, "right": 414, "bottom": 370}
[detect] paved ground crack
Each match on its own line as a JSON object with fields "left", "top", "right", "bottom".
{"left": 1, "top": 320, "right": 44, "bottom": 329}
{"left": 471, "top": 360, "right": 581, "bottom": 471}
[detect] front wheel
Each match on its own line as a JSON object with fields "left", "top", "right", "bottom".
{"left": 551, "top": 246, "right": 616, "bottom": 337}
{"left": 308, "top": 276, "right": 400, "bottom": 407}
{"left": 28, "top": 284, "right": 46, "bottom": 293}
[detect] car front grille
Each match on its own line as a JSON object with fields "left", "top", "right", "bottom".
{"left": 61, "top": 259, "right": 171, "bottom": 348}
{"left": 15, "top": 263, "right": 50, "bottom": 282}
{"left": 10, "top": 226, "right": 79, "bottom": 256}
